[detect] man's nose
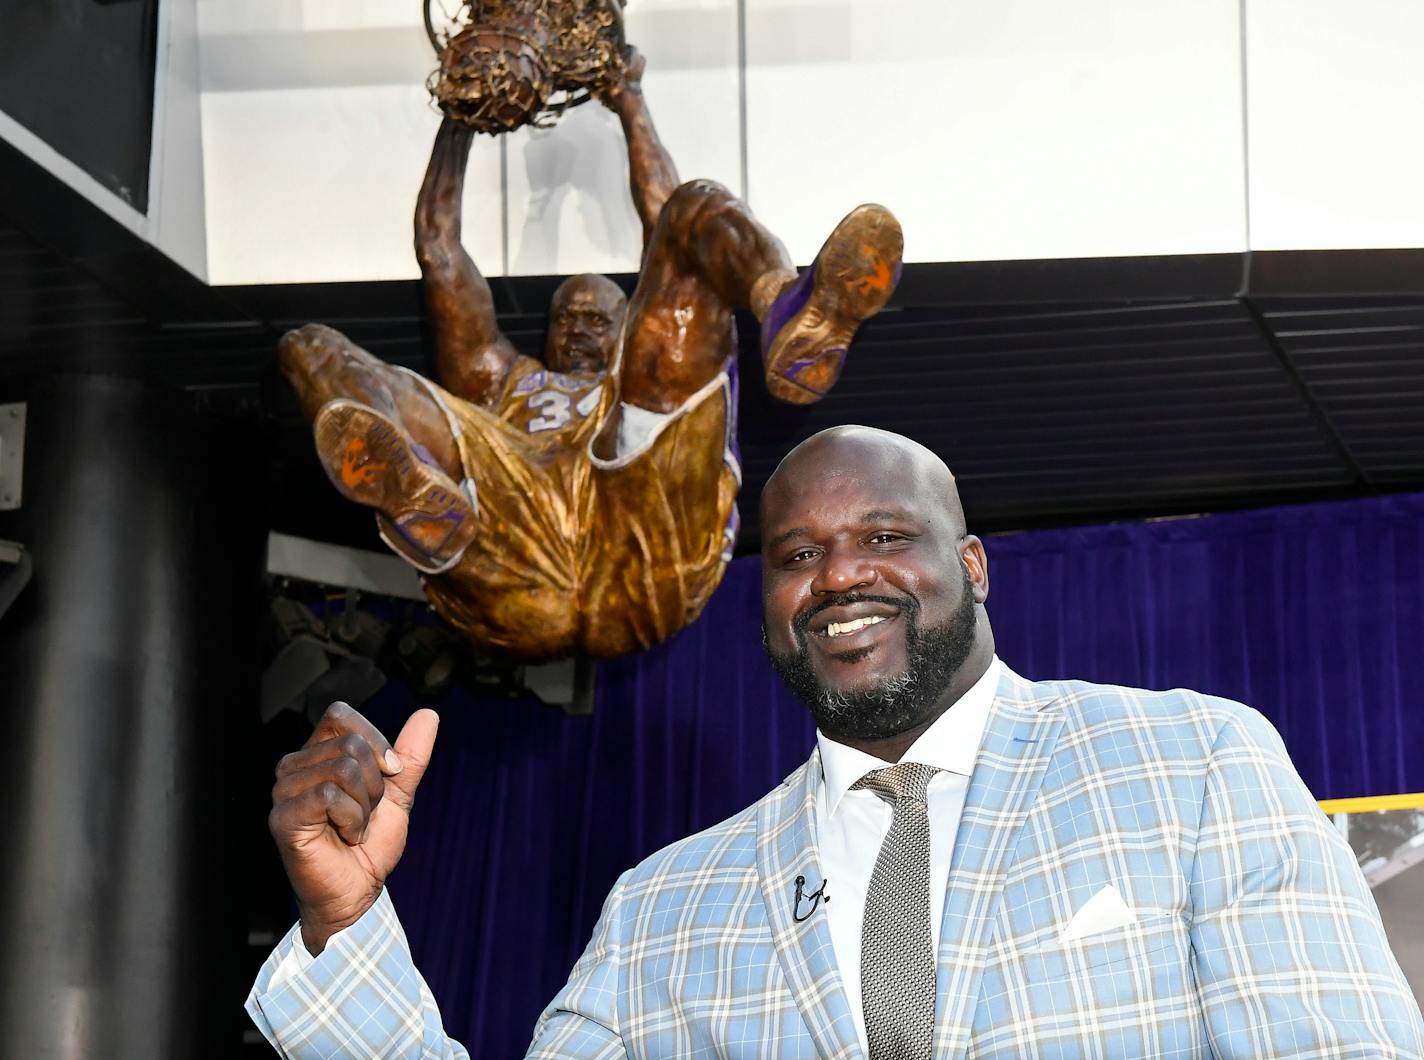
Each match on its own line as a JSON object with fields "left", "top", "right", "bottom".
{"left": 810, "top": 545, "right": 876, "bottom": 595}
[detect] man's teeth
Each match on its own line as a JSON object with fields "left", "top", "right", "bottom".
{"left": 825, "top": 615, "right": 887, "bottom": 638}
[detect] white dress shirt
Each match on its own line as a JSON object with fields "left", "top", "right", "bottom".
{"left": 814, "top": 655, "right": 1001, "bottom": 1055}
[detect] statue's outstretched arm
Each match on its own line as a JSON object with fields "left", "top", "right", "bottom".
{"left": 415, "top": 117, "right": 520, "bottom": 407}
{"left": 606, "top": 48, "right": 680, "bottom": 247}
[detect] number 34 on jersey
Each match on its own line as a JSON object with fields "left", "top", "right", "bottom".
{"left": 503, "top": 368, "right": 605, "bottom": 437}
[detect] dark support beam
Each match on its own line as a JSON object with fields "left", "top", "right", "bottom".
{"left": 0, "top": 374, "right": 264, "bottom": 1056}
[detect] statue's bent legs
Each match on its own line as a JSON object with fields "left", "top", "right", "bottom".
{"left": 279, "top": 323, "right": 479, "bottom": 571}
{"left": 620, "top": 179, "right": 904, "bottom": 416}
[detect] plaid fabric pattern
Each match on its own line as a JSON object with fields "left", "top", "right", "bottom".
{"left": 246, "top": 890, "right": 469, "bottom": 1059}
{"left": 249, "top": 665, "right": 1424, "bottom": 1058}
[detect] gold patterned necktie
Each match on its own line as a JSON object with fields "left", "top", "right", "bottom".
{"left": 852, "top": 761, "right": 941, "bottom": 1060}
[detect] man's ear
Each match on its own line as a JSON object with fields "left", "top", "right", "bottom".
{"left": 961, "top": 536, "right": 989, "bottom": 603}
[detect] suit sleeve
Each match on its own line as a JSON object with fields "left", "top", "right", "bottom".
{"left": 245, "top": 889, "right": 470, "bottom": 1059}
{"left": 525, "top": 872, "right": 631, "bottom": 1059}
{"left": 1188, "top": 707, "right": 1424, "bottom": 1058}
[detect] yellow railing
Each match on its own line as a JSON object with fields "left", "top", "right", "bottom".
{"left": 1318, "top": 792, "right": 1424, "bottom": 815}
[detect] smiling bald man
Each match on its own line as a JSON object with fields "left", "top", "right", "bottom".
{"left": 759, "top": 427, "right": 991, "bottom": 764}
{"left": 247, "top": 426, "right": 1422, "bottom": 1059}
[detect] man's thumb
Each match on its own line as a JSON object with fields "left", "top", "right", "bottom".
{"left": 386, "top": 708, "right": 439, "bottom": 805}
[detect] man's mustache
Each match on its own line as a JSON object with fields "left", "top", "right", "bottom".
{"left": 791, "top": 592, "right": 916, "bottom": 639}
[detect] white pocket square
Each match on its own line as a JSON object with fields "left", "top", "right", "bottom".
{"left": 1059, "top": 884, "right": 1136, "bottom": 942}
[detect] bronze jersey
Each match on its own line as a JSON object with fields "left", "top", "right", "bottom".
{"left": 402, "top": 352, "right": 740, "bottom": 661}
{"left": 495, "top": 357, "right": 608, "bottom": 453}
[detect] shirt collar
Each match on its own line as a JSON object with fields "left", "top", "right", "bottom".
{"left": 817, "top": 655, "right": 1002, "bottom": 819}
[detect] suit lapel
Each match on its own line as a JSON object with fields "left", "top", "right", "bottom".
{"left": 756, "top": 750, "right": 863, "bottom": 1059}
{"left": 934, "top": 666, "right": 1064, "bottom": 1057}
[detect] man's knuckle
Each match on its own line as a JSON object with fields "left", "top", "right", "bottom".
{"left": 334, "top": 756, "right": 363, "bottom": 786}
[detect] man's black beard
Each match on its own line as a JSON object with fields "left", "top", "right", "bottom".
{"left": 764, "top": 570, "right": 979, "bottom": 743}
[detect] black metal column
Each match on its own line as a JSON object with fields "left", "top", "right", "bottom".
{"left": 0, "top": 375, "right": 262, "bottom": 1057}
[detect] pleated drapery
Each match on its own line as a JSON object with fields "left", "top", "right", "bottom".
{"left": 988, "top": 490, "right": 1424, "bottom": 805}
{"left": 351, "top": 489, "right": 1424, "bottom": 1055}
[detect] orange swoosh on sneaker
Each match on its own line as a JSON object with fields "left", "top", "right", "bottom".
{"left": 340, "top": 437, "right": 387, "bottom": 489}
{"left": 847, "top": 246, "right": 894, "bottom": 297}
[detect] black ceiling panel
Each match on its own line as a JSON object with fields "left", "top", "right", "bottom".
{"left": 722, "top": 298, "right": 1357, "bottom": 540}
{"left": 1255, "top": 296, "right": 1424, "bottom": 486}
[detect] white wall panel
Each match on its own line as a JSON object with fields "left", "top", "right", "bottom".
{"left": 503, "top": 0, "right": 741, "bottom": 276}
{"left": 744, "top": 0, "right": 1247, "bottom": 264}
{"left": 1246, "top": 0, "right": 1424, "bottom": 251}
{"left": 197, "top": 0, "right": 502, "bottom": 286}
{"left": 22, "top": 0, "right": 1424, "bottom": 286}
{"left": 504, "top": 108, "right": 644, "bottom": 277}
{"left": 202, "top": 85, "right": 503, "bottom": 286}
{"left": 199, "top": 0, "right": 740, "bottom": 283}
{"left": 150, "top": 0, "right": 207, "bottom": 278}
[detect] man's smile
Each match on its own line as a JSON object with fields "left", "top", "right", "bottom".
{"left": 813, "top": 611, "right": 900, "bottom": 662}
{"left": 825, "top": 615, "right": 887, "bottom": 637}
{"left": 798, "top": 599, "right": 905, "bottom": 659}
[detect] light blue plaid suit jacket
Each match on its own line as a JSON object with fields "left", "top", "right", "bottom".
{"left": 247, "top": 665, "right": 1424, "bottom": 1057}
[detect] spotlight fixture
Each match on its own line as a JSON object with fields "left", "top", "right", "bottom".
{"left": 260, "top": 591, "right": 387, "bottom": 723}
{"left": 260, "top": 632, "right": 330, "bottom": 724}
{"left": 302, "top": 654, "right": 387, "bottom": 726}
{"left": 394, "top": 624, "right": 468, "bottom": 698}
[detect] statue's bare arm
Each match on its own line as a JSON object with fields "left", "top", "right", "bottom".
{"left": 415, "top": 118, "right": 521, "bottom": 407}
{"left": 606, "top": 49, "right": 680, "bottom": 246}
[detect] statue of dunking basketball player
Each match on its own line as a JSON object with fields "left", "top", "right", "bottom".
{"left": 280, "top": 48, "right": 903, "bottom": 661}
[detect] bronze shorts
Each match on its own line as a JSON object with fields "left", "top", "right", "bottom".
{"left": 406, "top": 366, "right": 739, "bottom": 660}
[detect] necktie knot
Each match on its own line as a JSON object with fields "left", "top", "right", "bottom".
{"left": 852, "top": 760, "right": 940, "bottom": 806}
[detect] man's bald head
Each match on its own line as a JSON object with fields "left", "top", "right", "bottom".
{"left": 761, "top": 425, "right": 967, "bottom": 538}
{"left": 758, "top": 425, "right": 993, "bottom": 756}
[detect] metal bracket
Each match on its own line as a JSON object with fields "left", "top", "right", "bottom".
{"left": 524, "top": 656, "right": 598, "bottom": 715}
{"left": 0, "top": 539, "right": 31, "bottom": 620}
{"left": 0, "top": 403, "right": 25, "bottom": 510}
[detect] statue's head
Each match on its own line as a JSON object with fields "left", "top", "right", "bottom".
{"left": 545, "top": 273, "right": 626, "bottom": 374}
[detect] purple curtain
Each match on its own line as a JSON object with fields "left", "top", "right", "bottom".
{"left": 987, "top": 490, "right": 1424, "bottom": 805}
{"left": 358, "top": 490, "right": 1424, "bottom": 1055}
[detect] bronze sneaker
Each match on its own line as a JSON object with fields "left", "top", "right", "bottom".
{"left": 313, "top": 399, "right": 477, "bottom": 573}
{"left": 760, "top": 204, "right": 904, "bottom": 405}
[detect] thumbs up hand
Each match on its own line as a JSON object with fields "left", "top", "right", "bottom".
{"left": 267, "top": 702, "right": 440, "bottom": 955}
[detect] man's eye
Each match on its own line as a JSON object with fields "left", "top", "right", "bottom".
{"left": 784, "top": 549, "right": 817, "bottom": 565}
{"left": 868, "top": 533, "right": 903, "bottom": 545}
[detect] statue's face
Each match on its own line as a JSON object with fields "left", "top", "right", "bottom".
{"left": 546, "top": 276, "right": 625, "bottom": 374}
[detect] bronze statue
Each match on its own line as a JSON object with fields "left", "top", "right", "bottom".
{"left": 280, "top": 44, "right": 903, "bottom": 662}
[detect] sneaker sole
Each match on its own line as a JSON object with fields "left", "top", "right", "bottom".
{"left": 762, "top": 204, "right": 903, "bottom": 405}
{"left": 313, "top": 400, "right": 477, "bottom": 570}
